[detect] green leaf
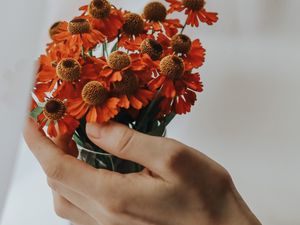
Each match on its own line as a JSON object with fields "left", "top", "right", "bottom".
{"left": 147, "top": 123, "right": 166, "bottom": 136}
{"left": 73, "top": 132, "right": 84, "bottom": 147}
{"left": 135, "top": 97, "right": 164, "bottom": 132}
{"left": 111, "top": 41, "right": 118, "bottom": 53}
{"left": 30, "top": 107, "right": 43, "bottom": 120}
{"left": 164, "top": 112, "right": 176, "bottom": 127}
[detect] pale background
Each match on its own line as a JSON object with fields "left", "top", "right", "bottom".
{"left": 1, "top": 0, "right": 300, "bottom": 225}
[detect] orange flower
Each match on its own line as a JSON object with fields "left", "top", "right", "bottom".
{"left": 166, "top": 0, "right": 218, "bottom": 27}
{"left": 36, "top": 55, "right": 94, "bottom": 99}
{"left": 159, "top": 87, "right": 198, "bottom": 115}
{"left": 112, "top": 70, "right": 154, "bottom": 110}
{"left": 34, "top": 98, "right": 79, "bottom": 137}
{"left": 52, "top": 18, "right": 106, "bottom": 52}
{"left": 118, "top": 12, "right": 149, "bottom": 51}
{"left": 149, "top": 55, "right": 202, "bottom": 97}
{"left": 158, "top": 33, "right": 206, "bottom": 70}
{"left": 170, "top": 34, "right": 206, "bottom": 70}
{"left": 100, "top": 51, "right": 146, "bottom": 82}
{"left": 143, "top": 2, "right": 182, "bottom": 37}
{"left": 47, "top": 41, "right": 81, "bottom": 63}
{"left": 80, "top": 0, "right": 124, "bottom": 42}
{"left": 46, "top": 21, "right": 81, "bottom": 62}
{"left": 148, "top": 55, "right": 203, "bottom": 114}
{"left": 67, "top": 81, "right": 120, "bottom": 123}
{"left": 33, "top": 82, "right": 51, "bottom": 102}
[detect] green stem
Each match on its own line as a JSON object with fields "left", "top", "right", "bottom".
{"left": 180, "top": 20, "right": 187, "bottom": 34}
{"left": 135, "top": 89, "right": 163, "bottom": 132}
{"left": 102, "top": 43, "right": 106, "bottom": 57}
{"left": 104, "top": 41, "right": 109, "bottom": 57}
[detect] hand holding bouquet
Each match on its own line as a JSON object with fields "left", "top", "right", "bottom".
{"left": 30, "top": 0, "right": 218, "bottom": 173}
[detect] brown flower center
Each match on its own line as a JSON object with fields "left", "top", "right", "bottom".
{"left": 107, "top": 51, "right": 131, "bottom": 71}
{"left": 160, "top": 55, "right": 185, "bottom": 79}
{"left": 143, "top": 2, "right": 167, "bottom": 22}
{"left": 56, "top": 59, "right": 81, "bottom": 82}
{"left": 49, "top": 21, "right": 63, "bottom": 39}
{"left": 68, "top": 18, "right": 91, "bottom": 34}
{"left": 171, "top": 34, "right": 192, "bottom": 54}
{"left": 123, "top": 13, "right": 144, "bottom": 36}
{"left": 182, "top": 0, "right": 205, "bottom": 11}
{"left": 88, "top": 0, "right": 111, "bottom": 19}
{"left": 43, "top": 99, "right": 66, "bottom": 121}
{"left": 141, "top": 38, "right": 163, "bottom": 60}
{"left": 113, "top": 70, "right": 139, "bottom": 96}
{"left": 82, "top": 81, "right": 108, "bottom": 106}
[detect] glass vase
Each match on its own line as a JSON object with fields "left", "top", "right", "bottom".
{"left": 75, "top": 127, "right": 166, "bottom": 173}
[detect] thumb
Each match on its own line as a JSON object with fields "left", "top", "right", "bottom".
{"left": 86, "top": 122, "right": 180, "bottom": 176}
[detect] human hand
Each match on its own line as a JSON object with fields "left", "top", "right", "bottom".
{"left": 24, "top": 119, "right": 261, "bottom": 225}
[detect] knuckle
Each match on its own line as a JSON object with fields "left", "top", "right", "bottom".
{"left": 47, "top": 178, "right": 59, "bottom": 192}
{"left": 54, "top": 197, "right": 69, "bottom": 219}
{"left": 104, "top": 198, "right": 128, "bottom": 215}
{"left": 164, "top": 139, "right": 188, "bottom": 169}
{"left": 117, "top": 128, "right": 135, "bottom": 154}
{"left": 44, "top": 162, "right": 64, "bottom": 181}
{"left": 217, "top": 169, "right": 233, "bottom": 191}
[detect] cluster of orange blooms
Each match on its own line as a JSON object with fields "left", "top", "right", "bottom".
{"left": 31, "top": 0, "right": 218, "bottom": 138}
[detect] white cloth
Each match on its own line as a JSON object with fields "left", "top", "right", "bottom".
{"left": 0, "top": 0, "right": 46, "bottom": 220}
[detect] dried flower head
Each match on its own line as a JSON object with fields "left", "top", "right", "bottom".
{"left": 82, "top": 81, "right": 108, "bottom": 106}
{"left": 171, "top": 34, "right": 192, "bottom": 54}
{"left": 123, "top": 13, "right": 144, "bottom": 35}
{"left": 160, "top": 55, "right": 184, "bottom": 79}
{"left": 141, "top": 39, "right": 163, "bottom": 60}
{"left": 68, "top": 18, "right": 91, "bottom": 34}
{"left": 182, "top": 0, "right": 205, "bottom": 11}
{"left": 107, "top": 51, "right": 131, "bottom": 70}
{"left": 43, "top": 99, "right": 66, "bottom": 121}
{"left": 88, "top": 0, "right": 111, "bottom": 19}
{"left": 143, "top": 2, "right": 167, "bottom": 22}
{"left": 56, "top": 58, "right": 81, "bottom": 82}
{"left": 113, "top": 70, "right": 139, "bottom": 96}
{"left": 49, "top": 21, "right": 63, "bottom": 39}
{"left": 56, "top": 59, "right": 81, "bottom": 82}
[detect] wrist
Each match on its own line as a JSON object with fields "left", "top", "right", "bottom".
{"left": 221, "top": 187, "right": 261, "bottom": 225}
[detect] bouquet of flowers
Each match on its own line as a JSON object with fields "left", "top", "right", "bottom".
{"left": 30, "top": 0, "right": 218, "bottom": 173}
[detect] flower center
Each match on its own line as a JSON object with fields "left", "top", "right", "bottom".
{"left": 56, "top": 58, "right": 81, "bottom": 82}
{"left": 123, "top": 13, "right": 145, "bottom": 36}
{"left": 141, "top": 38, "right": 163, "bottom": 60}
{"left": 171, "top": 34, "right": 192, "bottom": 54}
{"left": 43, "top": 99, "right": 66, "bottom": 121}
{"left": 113, "top": 70, "right": 139, "bottom": 96}
{"left": 182, "top": 0, "right": 205, "bottom": 11}
{"left": 49, "top": 21, "right": 63, "bottom": 39}
{"left": 143, "top": 2, "right": 167, "bottom": 22}
{"left": 82, "top": 81, "right": 108, "bottom": 106}
{"left": 160, "top": 55, "right": 185, "bottom": 79}
{"left": 107, "top": 51, "right": 131, "bottom": 71}
{"left": 88, "top": 0, "right": 111, "bottom": 19}
{"left": 68, "top": 18, "right": 91, "bottom": 34}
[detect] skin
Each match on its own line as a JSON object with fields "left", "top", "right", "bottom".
{"left": 24, "top": 118, "right": 261, "bottom": 225}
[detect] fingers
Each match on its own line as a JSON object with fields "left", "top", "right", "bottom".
{"left": 86, "top": 122, "right": 186, "bottom": 177}
{"left": 49, "top": 178, "right": 138, "bottom": 225}
{"left": 23, "top": 118, "right": 122, "bottom": 199}
{"left": 52, "top": 192, "right": 99, "bottom": 225}
{"left": 51, "top": 133, "right": 78, "bottom": 157}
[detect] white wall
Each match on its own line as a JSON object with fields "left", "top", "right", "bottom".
{"left": 1, "top": 1, "right": 300, "bottom": 225}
